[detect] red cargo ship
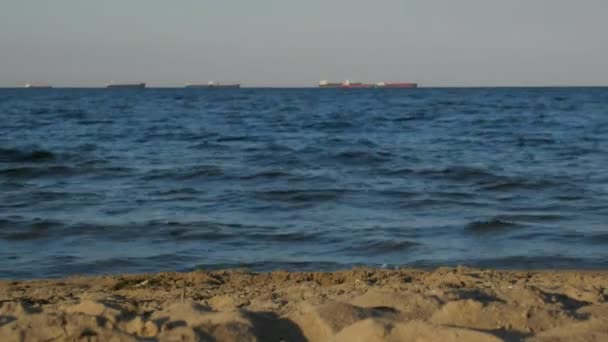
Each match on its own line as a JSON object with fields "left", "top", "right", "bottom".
{"left": 341, "top": 80, "right": 374, "bottom": 88}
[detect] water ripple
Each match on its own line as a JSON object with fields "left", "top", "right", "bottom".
{"left": 2, "top": 87, "right": 608, "bottom": 278}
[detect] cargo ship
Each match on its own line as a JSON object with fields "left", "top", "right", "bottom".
{"left": 318, "top": 80, "right": 342, "bottom": 88}
{"left": 375, "top": 82, "right": 418, "bottom": 88}
{"left": 105, "top": 82, "right": 146, "bottom": 89}
{"left": 341, "top": 80, "right": 375, "bottom": 88}
{"left": 319, "top": 80, "right": 417, "bottom": 88}
{"left": 318, "top": 80, "right": 374, "bottom": 88}
{"left": 186, "top": 81, "right": 240, "bottom": 88}
{"left": 24, "top": 84, "right": 52, "bottom": 89}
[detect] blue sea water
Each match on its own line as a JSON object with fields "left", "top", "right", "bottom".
{"left": 1, "top": 87, "right": 607, "bottom": 279}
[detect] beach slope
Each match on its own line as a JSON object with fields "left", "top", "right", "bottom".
{"left": 2, "top": 267, "right": 608, "bottom": 341}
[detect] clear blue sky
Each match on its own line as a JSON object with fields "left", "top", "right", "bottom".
{"left": 1, "top": 0, "right": 607, "bottom": 87}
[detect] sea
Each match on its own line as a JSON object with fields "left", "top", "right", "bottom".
{"left": 1, "top": 87, "right": 607, "bottom": 279}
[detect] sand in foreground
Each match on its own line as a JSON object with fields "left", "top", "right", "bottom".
{"left": 1, "top": 267, "right": 608, "bottom": 341}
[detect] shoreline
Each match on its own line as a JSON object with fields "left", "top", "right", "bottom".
{"left": 2, "top": 267, "right": 608, "bottom": 341}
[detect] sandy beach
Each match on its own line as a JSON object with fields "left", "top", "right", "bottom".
{"left": 1, "top": 267, "right": 607, "bottom": 341}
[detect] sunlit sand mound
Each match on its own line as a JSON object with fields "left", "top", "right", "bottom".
{"left": 2, "top": 267, "right": 608, "bottom": 341}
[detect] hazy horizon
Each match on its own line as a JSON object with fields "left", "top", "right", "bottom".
{"left": 1, "top": 0, "right": 607, "bottom": 87}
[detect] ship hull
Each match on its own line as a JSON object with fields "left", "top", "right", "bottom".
{"left": 208, "top": 84, "right": 241, "bottom": 88}
{"left": 24, "top": 84, "right": 52, "bottom": 89}
{"left": 342, "top": 84, "right": 374, "bottom": 89}
{"left": 319, "top": 80, "right": 417, "bottom": 88}
{"left": 380, "top": 83, "right": 418, "bottom": 88}
{"left": 319, "top": 83, "right": 342, "bottom": 88}
{"left": 186, "top": 84, "right": 241, "bottom": 88}
{"left": 106, "top": 83, "right": 146, "bottom": 89}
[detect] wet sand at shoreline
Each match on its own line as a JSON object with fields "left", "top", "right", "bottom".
{"left": 2, "top": 267, "right": 608, "bottom": 341}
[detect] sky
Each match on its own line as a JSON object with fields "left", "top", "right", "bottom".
{"left": 1, "top": 0, "right": 607, "bottom": 87}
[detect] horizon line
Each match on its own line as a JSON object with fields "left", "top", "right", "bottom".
{"left": 2, "top": 85, "right": 608, "bottom": 89}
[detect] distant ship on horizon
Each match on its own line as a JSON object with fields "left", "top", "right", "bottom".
{"left": 185, "top": 81, "right": 241, "bottom": 88}
{"left": 105, "top": 82, "right": 146, "bottom": 89}
{"left": 375, "top": 82, "right": 418, "bottom": 88}
{"left": 24, "top": 84, "right": 53, "bottom": 89}
{"left": 319, "top": 80, "right": 418, "bottom": 88}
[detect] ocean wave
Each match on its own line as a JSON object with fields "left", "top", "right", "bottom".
{"left": 240, "top": 170, "right": 292, "bottom": 180}
{"left": 56, "top": 108, "right": 89, "bottom": 119}
{"left": 471, "top": 255, "right": 595, "bottom": 269}
{"left": 248, "top": 231, "right": 322, "bottom": 242}
{"left": 10, "top": 250, "right": 196, "bottom": 279}
{"left": 150, "top": 188, "right": 202, "bottom": 196}
{"left": 392, "top": 114, "right": 426, "bottom": 122}
{"left": 278, "top": 105, "right": 301, "bottom": 113}
{"left": 304, "top": 120, "right": 353, "bottom": 130}
{"left": 0, "top": 147, "right": 55, "bottom": 163}
{"left": 216, "top": 135, "right": 250, "bottom": 142}
{"left": 254, "top": 189, "right": 350, "bottom": 203}
{"left": 187, "top": 141, "right": 229, "bottom": 150}
{"left": 168, "top": 228, "right": 234, "bottom": 241}
{"left": 479, "top": 177, "right": 560, "bottom": 191}
{"left": 465, "top": 218, "right": 521, "bottom": 233}
{"left": 194, "top": 261, "right": 349, "bottom": 272}
{"left": 178, "top": 166, "right": 224, "bottom": 179}
{"left": 76, "top": 119, "right": 115, "bottom": 125}
{"left": 584, "top": 233, "right": 608, "bottom": 245}
{"left": 0, "top": 166, "right": 77, "bottom": 178}
{"left": 333, "top": 150, "right": 393, "bottom": 165}
{"left": 30, "top": 108, "right": 52, "bottom": 115}
{"left": 399, "top": 197, "right": 492, "bottom": 209}
{"left": 0, "top": 218, "right": 62, "bottom": 241}
{"left": 383, "top": 167, "right": 415, "bottom": 176}
{"left": 343, "top": 239, "right": 420, "bottom": 256}
{"left": 516, "top": 136, "right": 557, "bottom": 146}
{"left": 420, "top": 165, "right": 499, "bottom": 181}
{"left": 141, "top": 166, "right": 224, "bottom": 180}
{"left": 3, "top": 88, "right": 608, "bottom": 278}
{"left": 493, "top": 213, "right": 565, "bottom": 223}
